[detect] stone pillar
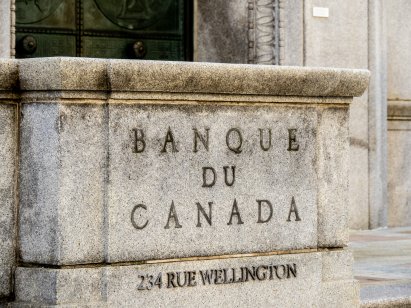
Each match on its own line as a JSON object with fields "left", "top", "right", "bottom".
{"left": 386, "top": 0, "right": 411, "bottom": 227}
{"left": 368, "top": 0, "right": 388, "bottom": 229}
{"left": 0, "top": 60, "right": 18, "bottom": 301}
{"left": 10, "top": 58, "right": 368, "bottom": 306}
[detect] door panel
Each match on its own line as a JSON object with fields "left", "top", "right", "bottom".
{"left": 16, "top": 0, "right": 190, "bottom": 60}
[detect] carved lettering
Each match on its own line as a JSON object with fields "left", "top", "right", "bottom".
{"left": 164, "top": 201, "right": 182, "bottom": 229}
{"left": 196, "top": 202, "right": 213, "bottom": 227}
{"left": 193, "top": 128, "right": 210, "bottom": 152}
{"left": 259, "top": 129, "right": 272, "bottom": 151}
{"left": 137, "top": 263, "right": 297, "bottom": 291}
{"left": 287, "top": 196, "right": 301, "bottom": 222}
{"left": 256, "top": 265, "right": 268, "bottom": 280}
{"left": 131, "top": 204, "right": 149, "bottom": 230}
{"left": 167, "top": 272, "right": 177, "bottom": 288}
{"left": 223, "top": 166, "right": 236, "bottom": 186}
{"left": 287, "top": 128, "right": 300, "bottom": 151}
{"left": 202, "top": 167, "right": 217, "bottom": 187}
{"left": 287, "top": 263, "right": 297, "bottom": 278}
{"left": 257, "top": 200, "right": 273, "bottom": 223}
{"left": 132, "top": 128, "right": 146, "bottom": 153}
{"left": 226, "top": 128, "right": 243, "bottom": 154}
{"left": 161, "top": 127, "right": 178, "bottom": 153}
{"left": 227, "top": 199, "right": 244, "bottom": 225}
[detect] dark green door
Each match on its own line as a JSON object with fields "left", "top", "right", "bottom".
{"left": 15, "top": 0, "right": 191, "bottom": 60}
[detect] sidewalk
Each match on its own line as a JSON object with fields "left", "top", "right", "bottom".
{"left": 350, "top": 227, "right": 411, "bottom": 307}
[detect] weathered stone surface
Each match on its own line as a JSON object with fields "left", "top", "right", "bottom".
{"left": 0, "top": 60, "right": 18, "bottom": 300}
{"left": 317, "top": 107, "right": 349, "bottom": 247}
{"left": 0, "top": 266, "right": 12, "bottom": 299}
{"left": 108, "top": 59, "right": 369, "bottom": 97}
{"left": 195, "top": 0, "right": 248, "bottom": 64}
{"left": 15, "top": 267, "right": 104, "bottom": 306}
{"left": 0, "top": 59, "right": 18, "bottom": 92}
{"left": 18, "top": 57, "right": 108, "bottom": 91}
{"left": 19, "top": 103, "right": 107, "bottom": 265}
{"left": 108, "top": 103, "right": 318, "bottom": 262}
{"left": 0, "top": 103, "right": 17, "bottom": 297}
{"left": 15, "top": 59, "right": 368, "bottom": 265}
{"left": 14, "top": 250, "right": 358, "bottom": 307}
{"left": 387, "top": 101, "right": 411, "bottom": 227}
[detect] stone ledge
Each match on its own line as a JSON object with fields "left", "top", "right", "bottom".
{"left": 108, "top": 60, "right": 370, "bottom": 97}
{"left": 14, "top": 58, "right": 369, "bottom": 98}
{"left": 388, "top": 100, "right": 411, "bottom": 120}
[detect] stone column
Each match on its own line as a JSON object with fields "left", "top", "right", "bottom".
{"left": 0, "top": 60, "right": 18, "bottom": 301}
{"left": 368, "top": 0, "right": 388, "bottom": 229}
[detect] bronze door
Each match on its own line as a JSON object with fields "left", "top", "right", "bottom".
{"left": 16, "top": 0, "right": 191, "bottom": 60}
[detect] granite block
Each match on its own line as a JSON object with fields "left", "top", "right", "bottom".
{"left": 14, "top": 250, "right": 358, "bottom": 307}
{"left": 108, "top": 102, "right": 318, "bottom": 262}
{"left": 15, "top": 59, "right": 369, "bottom": 265}
{"left": 19, "top": 103, "right": 106, "bottom": 265}
{"left": 0, "top": 103, "right": 17, "bottom": 299}
{"left": 317, "top": 107, "right": 349, "bottom": 247}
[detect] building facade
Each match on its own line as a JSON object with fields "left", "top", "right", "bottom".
{"left": 0, "top": 0, "right": 409, "bottom": 228}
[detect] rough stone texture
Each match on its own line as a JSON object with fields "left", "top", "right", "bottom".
{"left": 0, "top": 60, "right": 18, "bottom": 300}
{"left": 19, "top": 103, "right": 107, "bottom": 265}
{"left": 317, "top": 107, "right": 349, "bottom": 247}
{"left": 18, "top": 58, "right": 108, "bottom": 91}
{"left": 0, "top": 1, "right": 11, "bottom": 58}
{"left": 14, "top": 250, "right": 359, "bottom": 307}
{"left": 387, "top": 101, "right": 411, "bottom": 227}
{"left": 0, "top": 266, "right": 12, "bottom": 299}
{"left": 108, "top": 59, "right": 370, "bottom": 97}
{"left": 195, "top": 0, "right": 248, "bottom": 63}
{"left": 304, "top": 0, "right": 370, "bottom": 230}
{"left": 108, "top": 103, "right": 318, "bottom": 262}
{"left": 322, "top": 250, "right": 354, "bottom": 282}
{"left": 15, "top": 267, "right": 104, "bottom": 306}
{"left": 0, "top": 104, "right": 17, "bottom": 299}
{"left": 15, "top": 58, "right": 368, "bottom": 265}
{"left": 0, "top": 59, "right": 18, "bottom": 91}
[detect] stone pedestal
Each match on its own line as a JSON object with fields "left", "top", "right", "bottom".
{"left": 1, "top": 58, "right": 368, "bottom": 306}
